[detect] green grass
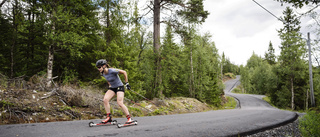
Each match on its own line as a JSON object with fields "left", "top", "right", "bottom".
{"left": 231, "top": 85, "right": 249, "bottom": 94}
{"left": 262, "top": 96, "right": 272, "bottom": 105}
{"left": 223, "top": 96, "right": 237, "bottom": 109}
{"left": 262, "top": 96, "right": 277, "bottom": 109}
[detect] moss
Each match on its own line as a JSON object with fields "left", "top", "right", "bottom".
{"left": 59, "top": 106, "right": 71, "bottom": 111}
{"left": 0, "top": 100, "right": 14, "bottom": 108}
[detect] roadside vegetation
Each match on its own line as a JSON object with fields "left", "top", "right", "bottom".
{"left": 235, "top": 82, "right": 320, "bottom": 137}
{"left": 222, "top": 96, "right": 237, "bottom": 109}
{"left": 236, "top": 4, "right": 320, "bottom": 136}
{"left": 299, "top": 110, "right": 320, "bottom": 137}
{"left": 0, "top": 74, "right": 237, "bottom": 124}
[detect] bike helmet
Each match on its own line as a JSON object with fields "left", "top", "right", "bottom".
{"left": 96, "top": 59, "right": 107, "bottom": 67}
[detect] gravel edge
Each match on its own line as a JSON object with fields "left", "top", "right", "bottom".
{"left": 245, "top": 113, "right": 305, "bottom": 137}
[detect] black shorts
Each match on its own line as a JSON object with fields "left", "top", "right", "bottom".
{"left": 107, "top": 86, "right": 125, "bottom": 93}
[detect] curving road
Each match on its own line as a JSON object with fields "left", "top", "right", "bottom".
{"left": 0, "top": 76, "right": 297, "bottom": 137}
{"left": 224, "top": 76, "right": 274, "bottom": 109}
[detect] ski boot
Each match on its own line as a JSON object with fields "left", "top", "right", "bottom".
{"left": 102, "top": 113, "right": 112, "bottom": 123}
{"left": 88, "top": 113, "right": 117, "bottom": 127}
{"left": 117, "top": 115, "right": 138, "bottom": 128}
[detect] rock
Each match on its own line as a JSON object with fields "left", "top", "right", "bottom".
{"left": 146, "top": 105, "right": 152, "bottom": 109}
{"left": 246, "top": 116, "right": 302, "bottom": 137}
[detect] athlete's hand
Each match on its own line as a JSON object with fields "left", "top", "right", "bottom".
{"left": 125, "top": 82, "right": 131, "bottom": 90}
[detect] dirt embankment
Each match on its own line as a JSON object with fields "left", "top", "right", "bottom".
{"left": 0, "top": 74, "right": 236, "bottom": 125}
{"left": 0, "top": 87, "right": 214, "bottom": 125}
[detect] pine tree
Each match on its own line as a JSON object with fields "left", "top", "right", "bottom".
{"left": 275, "top": 0, "right": 320, "bottom": 8}
{"left": 221, "top": 52, "right": 225, "bottom": 81}
{"left": 264, "top": 41, "right": 276, "bottom": 65}
{"left": 39, "top": 0, "right": 100, "bottom": 87}
{"left": 277, "top": 7, "right": 308, "bottom": 110}
{"left": 146, "top": 0, "right": 209, "bottom": 98}
{"left": 161, "top": 24, "right": 184, "bottom": 97}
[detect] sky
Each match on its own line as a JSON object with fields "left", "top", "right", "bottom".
{"left": 200, "top": 0, "right": 319, "bottom": 66}
{"left": 138, "top": 0, "right": 320, "bottom": 66}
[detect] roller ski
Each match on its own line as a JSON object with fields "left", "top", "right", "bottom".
{"left": 89, "top": 120, "right": 117, "bottom": 127}
{"left": 117, "top": 115, "right": 138, "bottom": 128}
{"left": 89, "top": 113, "right": 117, "bottom": 127}
{"left": 117, "top": 120, "right": 138, "bottom": 128}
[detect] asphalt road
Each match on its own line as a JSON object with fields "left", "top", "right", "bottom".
{"left": 0, "top": 76, "right": 297, "bottom": 137}
{"left": 224, "top": 76, "right": 274, "bottom": 109}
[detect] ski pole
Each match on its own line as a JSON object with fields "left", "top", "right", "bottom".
{"left": 128, "top": 89, "right": 156, "bottom": 106}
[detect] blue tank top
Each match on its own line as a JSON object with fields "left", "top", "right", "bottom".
{"left": 102, "top": 68, "right": 124, "bottom": 88}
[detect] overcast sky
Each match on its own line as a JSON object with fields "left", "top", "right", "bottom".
{"left": 138, "top": 0, "right": 319, "bottom": 66}
{"left": 200, "top": 0, "right": 319, "bottom": 65}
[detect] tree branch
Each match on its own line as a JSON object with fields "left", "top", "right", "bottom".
{"left": 0, "top": 0, "right": 7, "bottom": 8}
{"left": 162, "top": 0, "right": 187, "bottom": 8}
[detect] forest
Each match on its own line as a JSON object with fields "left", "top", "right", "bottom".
{"left": 0, "top": 0, "right": 240, "bottom": 107}
{"left": 1, "top": 0, "right": 320, "bottom": 135}
{"left": 239, "top": 6, "right": 320, "bottom": 111}
{"left": 1, "top": 0, "right": 320, "bottom": 109}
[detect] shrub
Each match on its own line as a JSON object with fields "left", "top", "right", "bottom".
{"left": 0, "top": 73, "right": 7, "bottom": 88}
{"left": 0, "top": 100, "right": 14, "bottom": 108}
{"left": 299, "top": 110, "right": 320, "bottom": 137}
{"left": 223, "top": 96, "right": 236, "bottom": 109}
{"left": 224, "top": 73, "right": 236, "bottom": 79}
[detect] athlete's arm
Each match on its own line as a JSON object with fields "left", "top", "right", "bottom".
{"left": 107, "top": 81, "right": 111, "bottom": 88}
{"left": 118, "top": 69, "right": 128, "bottom": 83}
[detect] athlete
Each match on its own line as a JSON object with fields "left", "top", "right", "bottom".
{"left": 96, "top": 59, "right": 133, "bottom": 124}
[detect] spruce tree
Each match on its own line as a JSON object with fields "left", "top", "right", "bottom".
{"left": 264, "top": 41, "right": 276, "bottom": 65}
{"left": 277, "top": 7, "right": 308, "bottom": 110}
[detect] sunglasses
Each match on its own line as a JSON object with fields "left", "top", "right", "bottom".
{"left": 97, "top": 66, "right": 102, "bottom": 69}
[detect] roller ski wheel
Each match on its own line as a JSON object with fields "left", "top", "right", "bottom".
{"left": 117, "top": 120, "right": 138, "bottom": 128}
{"left": 88, "top": 120, "right": 117, "bottom": 127}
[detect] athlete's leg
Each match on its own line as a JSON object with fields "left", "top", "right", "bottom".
{"left": 116, "top": 92, "right": 130, "bottom": 116}
{"left": 103, "top": 90, "right": 116, "bottom": 113}
{"left": 102, "top": 90, "right": 115, "bottom": 122}
{"left": 117, "top": 91, "right": 133, "bottom": 123}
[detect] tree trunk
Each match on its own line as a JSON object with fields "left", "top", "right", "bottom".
{"left": 10, "top": 40, "right": 15, "bottom": 78}
{"left": 221, "top": 63, "right": 223, "bottom": 81}
{"left": 189, "top": 45, "right": 194, "bottom": 97}
{"left": 10, "top": 0, "right": 18, "bottom": 78}
{"left": 106, "top": 0, "right": 111, "bottom": 44}
{"left": 153, "top": 0, "right": 162, "bottom": 97}
{"left": 306, "top": 89, "right": 309, "bottom": 111}
{"left": 47, "top": 43, "right": 54, "bottom": 88}
{"left": 291, "top": 77, "right": 294, "bottom": 110}
{"left": 153, "top": 0, "right": 160, "bottom": 53}
{"left": 155, "top": 54, "right": 162, "bottom": 97}
{"left": 47, "top": 10, "right": 56, "bottom": 88}
{"left": 11, "top": 32, "right": 15, "bottom": 79}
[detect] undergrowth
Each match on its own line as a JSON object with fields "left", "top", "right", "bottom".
{"left": 0, "top": 73, "right": 238, "bottom": 125}
{"left": 223, "top": 96, "right": 237, "bottom": 109}
{"left": 299, "top": 110, "right": 320, "bottom": 137}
